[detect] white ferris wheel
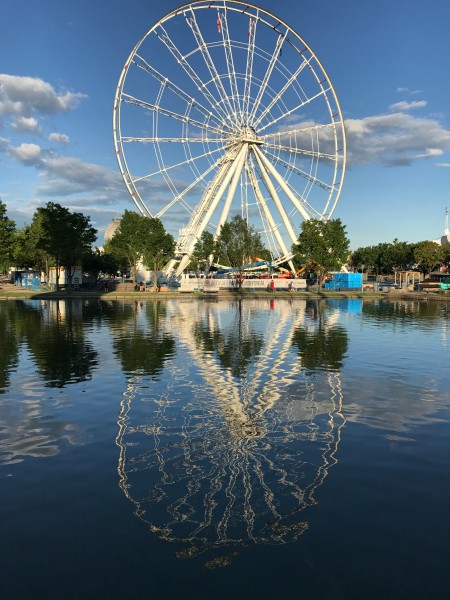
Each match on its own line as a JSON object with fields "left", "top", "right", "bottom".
{"left": 113, "top": 0, "right": 346, "bottom": 276}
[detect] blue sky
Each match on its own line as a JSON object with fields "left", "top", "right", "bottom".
{"left": 1, "top": 0, "right": 450, "bottom": 250}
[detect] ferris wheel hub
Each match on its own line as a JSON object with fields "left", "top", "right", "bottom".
{"left": 227, "top": 125, "right": 263, "bottom": 148}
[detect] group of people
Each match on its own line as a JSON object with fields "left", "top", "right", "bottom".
{"left": 134, "top": 281, "right": 146, "bottom": 292}
{"left": 266, "top": 280, "right": 295, "bottom": 292}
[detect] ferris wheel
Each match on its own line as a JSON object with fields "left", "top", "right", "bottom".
{"left": 113, "top": 0, "right": 346, "bottom": 275}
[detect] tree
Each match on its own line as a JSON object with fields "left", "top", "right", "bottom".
{"left": 413, "top": 241, "right": 445, "bottom": 276}
{"left": 190, "top": 231, "right": 215, "bottom": 273}
{"left": 36, "top": 203, "right": 97, "bottom": 289}
{"left": 292, "top": 219, "right": 350, "bottom": 284}
{"left": 350, "top": 245, "right": 378, "bottom": 274}
{"left": 0, "top": 200, "right": 16, "bottom": 272}
{"left": 13, "top": 214, "right": 50, "bottom": 276}
{"left": 82, "top": 248, "right": 119, "bottom": 280}
{"left": 214, "top": 215, "right": 269, "bottom": 288}
{"left": 141, "top": 218, "right": 175, "bottom": 290}
{"left": 105, "top": 210, "right": 174, "bottom": 287}
{"left": 351, "top": 240, "right": 416, "bottom": 276}
{"left": 441, "top": 242, "right": 450, "bottom": 272}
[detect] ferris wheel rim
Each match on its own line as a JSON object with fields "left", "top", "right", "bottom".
{"left": 113, "top": 0, "right": 346, "bottom": 271}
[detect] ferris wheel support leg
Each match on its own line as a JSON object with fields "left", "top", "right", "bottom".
{"left": 252, "top": 148, "right": 298, "bottom": 245}
{"left": 174, "top": 145, "right": 247, "bottom": 276}
{"left": 246, "top": 163, "right": 295, "bottom": 273}
{"left": 216, "top": 144, "right": 249, "bottom": 236}
{"left": 253, "top": 146, "right": 311, "bottom": 222}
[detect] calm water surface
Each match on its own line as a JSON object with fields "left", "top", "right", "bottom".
{"left": 1, "top": 297, "right": 449, "bottom": 599}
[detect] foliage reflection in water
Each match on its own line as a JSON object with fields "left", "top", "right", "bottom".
{"left": 114, "top": 298, "right": 349, "bottom": 565}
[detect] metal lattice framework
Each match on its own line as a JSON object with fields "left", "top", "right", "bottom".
{"left": 113, "top": 1, "right": 346, "bottom": 275}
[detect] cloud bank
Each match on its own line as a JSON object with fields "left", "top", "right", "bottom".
{"left": 0, "top": 74, "right": 87, "bottom": 119}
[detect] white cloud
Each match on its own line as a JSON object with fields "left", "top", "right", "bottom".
{"left": 345, "top": 111, "right": 450, "bottom": 167}
{"left": 414, "top": 148, "right": 443, "bottom": 159}
{"left": 389, "top": 100, "right": 427, "bottom": 111}
{"left": 9, "top": 142, "right": 42, "bottom": 164}
{"left": 396, "top": 87, "right": 422, "bottom": 96}
{"left": 48, "top": 132, "right": 70, "bottom": 144}
{"left": 437, "top": 163, "right": 450, "bottom": 168}
{"left": 0, "top": 136, "right": 9, "bottom": 152}
{"left": 0, "top": 74, "right": 87, "bottom": 118}
{"left": 12, "top": 115, "right": 41, "bottom": 133}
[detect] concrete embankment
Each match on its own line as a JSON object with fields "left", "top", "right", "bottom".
{"left": 1, "top": 281, "right": 450, "bottom": 302}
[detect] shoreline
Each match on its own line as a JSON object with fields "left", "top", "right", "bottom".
{"left": 1, "top": 285, "right": 450, "bottom": 302}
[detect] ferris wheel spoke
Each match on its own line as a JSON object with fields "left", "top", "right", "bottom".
{"left": 258, "top": 87, "right": 330, "bottom": 133}
{"left": 263, "top": 121, "right": 337, "bottom": 140}
{"left": 264, "top": 141, "right": 338, "bottom": 162}
{"left": 248, "top": 31, "right": 287, "bottom": 124}
{"left": 155, "top": 154, "right": 226, "bottom": 219}
{"left": 133, "top": 53, "right": 229, "bottom": 131}
{"left": 133, "top": 145, "right": 224, "bottom": 183}
{"left": 121, "top": 136, "right": 223, "bottom": 144}
{"left": 218, "top": 9, "right": 242, "bottom": 122}
{"left": 243, "top": 13, "right": 258, "bottom": 123}
{"left": 155, "top": 23, "right": 233, "bottom": 125}
{"left": 252, "top": 55, "right": 313, "bottom": 129}
{"left": 185, "top": 8, "right": 238, "bottom": 127}
{"left": 121, "top": 93, "right": 224, "bottom": 136}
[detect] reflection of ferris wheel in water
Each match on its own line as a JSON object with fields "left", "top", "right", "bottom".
{"left": 113, "top": 1, "right": 346, "bottom": 275}
{"left": 115, "top": 300, "right": 347, "bottom": 564}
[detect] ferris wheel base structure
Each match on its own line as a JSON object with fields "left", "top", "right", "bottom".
{"left": 113, "top": 0, "right": 346, "bottom": 277}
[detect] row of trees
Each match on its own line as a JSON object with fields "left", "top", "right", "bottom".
{"left": 351, "top": 239, "right": 450, "bottom": 276}
{"left": 1, "top": 200, "right": 98, "bottom": 288}
{"left": 2, "top": 195, "right": 448, "bottom": 288}
{"left": 0, "top": 200, "right": 175, "bottom": 289}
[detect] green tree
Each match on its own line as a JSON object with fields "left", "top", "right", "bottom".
{"left": 141, "top": 218, "right": 175, "bottom": 290}
{"left": 214, "top": 215, "right": 269, "bottom": 288}
{"left": 190, "top": 230, "right": 215, "bottom": 273}
{"left": 36, "top": 202, "right": 97, "bottom": 289}
{"left": 353, "top": 240, "right": 416, "bottom": 276}
{"left": 82, "top": 248, "right": 119, "bottom": 280}
{"left": 413, "top": 241, "right": 445, "bottom": 275}
{"left": 390, "top": 239, "right": 416, "bottom": 271}
{"left": 13, "top": 212, "right": 50, "bottom": 276}
{"left": 292, "top": 219, "right": 350, "bottom": 284}
{"left": 0, "top": 200, "right": 16, "bottom": 272}
{"left": 105, "top": 210, "right": 174, "bottom": 286}
{"left": 350, "top": 245, "right": 378, "bottom": 274}
{"left": 441, "top": 242, "right": 450, "bottom": 272}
